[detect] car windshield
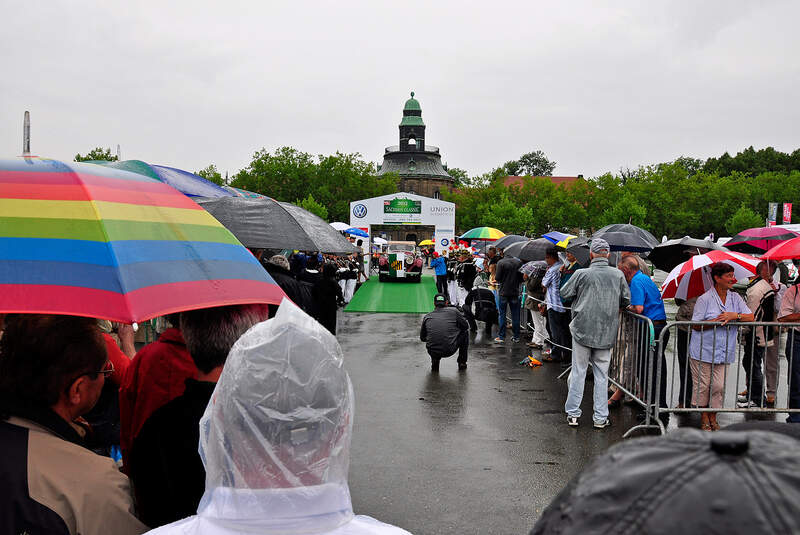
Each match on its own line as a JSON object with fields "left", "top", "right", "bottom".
{"left": 389, "top": 244, "right": 415, "bottom": 253}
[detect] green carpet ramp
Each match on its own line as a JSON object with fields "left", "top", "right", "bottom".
{"left": 345, "top": 274, "right": 438, "bottom": 314}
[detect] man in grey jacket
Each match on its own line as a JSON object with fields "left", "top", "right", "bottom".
{"left": 420, "top": 294, "right": 469, "bottom": 372}
{"left": 560, "top": 239, "right": 631, "bottom": 428}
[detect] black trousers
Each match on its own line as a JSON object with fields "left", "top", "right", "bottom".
{"left": 435, "top": 275, "right": 449, "bottom": 301}
{"left": 547, "top": 309, "right": 572, "bottom": 361}
{"left": 429, "top": 330, "right": 469, "bottom": 365}
{"left": 463, "top": 307, "right": 497, "bottom": 336}
{"left": 742, "top": 334, "right": 765, "bottom": 405}
{"left": 676, "top": 329, "right": 693, "bottom": 407}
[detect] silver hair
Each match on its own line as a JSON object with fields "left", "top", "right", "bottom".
{"left": 269, "top": 254, "right": 290, "bottom": 270}
{"left": 180, "top": 304, "right": 270, "bottom": 374}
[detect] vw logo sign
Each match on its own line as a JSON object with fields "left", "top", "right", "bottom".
{"left": 352, "top": 204, "right": 368, "bottom": 218}
{"left": 440, "top": 238, "right": 449, "bottom": 247}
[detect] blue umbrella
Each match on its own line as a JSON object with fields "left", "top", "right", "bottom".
{"left": 345, "top": 227, "right": 369, "bottom": 238}
{"left": 542, "top": 231, "right": 577, "bottom": 247}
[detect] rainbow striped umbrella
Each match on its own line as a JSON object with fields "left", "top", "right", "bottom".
{"left": 0, "top": 158, "right": 285, "bottom": 323}
{"left": 459, "top": 227, "right": 506, "bottom": 241}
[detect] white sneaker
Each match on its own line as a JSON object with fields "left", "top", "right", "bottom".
{"left": 567, "top": 416, "right": 579, "bottom": 427}
{"left": 737, "top": 400, "right": 759, "bottom": 408}
{"left": 593, "top": 419, "right": 612, "bottom": 429}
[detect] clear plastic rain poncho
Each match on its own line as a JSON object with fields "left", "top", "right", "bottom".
{"left": 144, "top": 299, "right": 411, "bottom": 535}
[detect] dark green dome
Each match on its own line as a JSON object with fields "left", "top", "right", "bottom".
{"left": 403, "top": 91, "right": 421, "bottom": 111}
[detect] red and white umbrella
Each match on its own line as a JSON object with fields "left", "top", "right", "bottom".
{"left": 661, "top": 250, "right": 759, "bottom": 300}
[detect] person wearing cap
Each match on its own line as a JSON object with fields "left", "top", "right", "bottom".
{"left": 430, "top": 251, "right": 449, "bottom": 302}
{"left": 530, "top": 428, "right": 800, "bottom": 534}
{"left": 144, "top": 300, "right": 412, "bottom": 535}
{"left": 420, "top": 294, "right": 469, "bottom": 372}
{"left": 560, "top": 238, "right": 631, "bottom": 428}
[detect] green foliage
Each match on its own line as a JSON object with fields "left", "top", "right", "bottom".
{"left": 726, "top": 204, "right": 765, "bottom": 235}
{"left": 231, "top": 147, "right": 398, "bottom": 222}
{"left": 503, "top": 160, "right": 521, "bottom": 176}
{"left": 447, "top": 167, "right": 470, "bottom": 187}
{"left": 75, "top": 147, "right": 117, "bottom": 162}
{"left": 702, "top": 146, "right": 800, "bottom": 177}
{"left": 296, "top": 194, "right": 328, "bottom": 220}
{"left": 196, "top": 164, "right": 224, "bottom": 185}
{"left": 517, "top": 150, "right": 556, "bottom": 176}
{"left": 447, "top": 150, "right": 800, "bottom": 237}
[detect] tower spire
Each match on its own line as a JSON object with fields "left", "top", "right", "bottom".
{"left": 23, "top": 111, "right": 30, "bottom": 156}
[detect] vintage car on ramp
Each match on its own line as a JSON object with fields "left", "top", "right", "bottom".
{"left": 378, "top": 241, "right": 423, "bottom": 282}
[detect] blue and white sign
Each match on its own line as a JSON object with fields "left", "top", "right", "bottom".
{"left": 352, "top": 203, "right": 368, "bottom": 218}
{"left": 440, "top": 238, "right": 449, "bottom": 247}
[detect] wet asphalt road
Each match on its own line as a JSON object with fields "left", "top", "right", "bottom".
{"left": 337, "top": 311, "right": 642, "bottom": 535}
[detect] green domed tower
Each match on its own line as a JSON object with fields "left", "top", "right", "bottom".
{"left": 378, "top": 92, "right": 453, "bottom": 199}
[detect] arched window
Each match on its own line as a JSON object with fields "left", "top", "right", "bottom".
{"left": 433, "top": 189, "right": 441, "bottom": 199}
{"left": 408, "top": 137, "right": 417, "bottom": 148}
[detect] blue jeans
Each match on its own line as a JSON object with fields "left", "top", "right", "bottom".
{"left": 788, "top": 331, "right": 800, "bottom": 422}
{"left": 497, "top": 295, "right": 520, "bottom": 340}
{"left": 566, "top": 340, "right": 611, "bottom": 423}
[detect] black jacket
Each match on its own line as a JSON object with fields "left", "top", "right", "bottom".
{"left": 420, "top": 306, "right": 469, "bottom": 357}
{"left": 312, "top": 278, "right": 344, "bottom": 335}
{"left": 495, "top": 257, "right": 523, "bottom": 298}
{"left": 264, "top": 262, "right": 314, "bottom": 314}
{"left": 128, "top": 379, "right": 215, "bottom": 528}
{"left": 464, "top": 288, "right": 499, "bottom": 323}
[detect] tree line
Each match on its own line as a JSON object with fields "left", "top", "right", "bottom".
{"left": 444, "top": 146, "right": 800, "bottom": 238}
{"left": 75, "top": 143, "right": 799, "bottom": 238}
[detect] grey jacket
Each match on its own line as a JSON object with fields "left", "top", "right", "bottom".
{"left": 420, "top": 306, "right": 469, "bottom": 357}
{"left": 560, "top": 257, "right": 631, "bottom": 349}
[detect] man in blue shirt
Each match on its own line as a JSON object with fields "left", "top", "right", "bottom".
{"left": 430, "top": 252, "right": 449, "bottom": 303}
{"left": 618, "top": 256, "right": 669, "bottom": 425}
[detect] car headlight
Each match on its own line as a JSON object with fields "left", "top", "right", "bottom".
{"left": 405, "top": 256, "right": 413, "bottom": 265}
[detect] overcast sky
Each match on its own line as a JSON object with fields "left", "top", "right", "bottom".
{"left": 2, "top": 1, "right": 798, "bottom": 179}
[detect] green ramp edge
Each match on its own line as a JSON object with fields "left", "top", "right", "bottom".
{"left": 345, "top": 274, "right": 437, "bottom": 314}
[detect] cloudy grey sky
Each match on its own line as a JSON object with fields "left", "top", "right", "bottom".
{"left": 1, "top": 1, "right": 798, "bottom": 179}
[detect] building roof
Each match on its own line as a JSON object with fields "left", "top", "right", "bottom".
{"left": 504, "top": 175, "right": 580, "bottom": 188}
{"left": 400, "top": 115, "right": 425, "bottom": 127}
{"left": 378, "top": 150, "right": 452, "bottom": 180}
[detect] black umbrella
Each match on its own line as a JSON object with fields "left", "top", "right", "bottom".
{"left": 563, "top": 236, "right": 590, "bottom": 266}
{"left": 503, "top": 238, "right": 553, "bottom": 262}
{"left": 492, "top": 234, "right": 528, "bottom": 250}
{"left": 593, "top": 223, "right": 659, "bottom": 252}
{"left": 196, "top": 197, "right": 358, "bottom": 254}
{"left": 591, "top": 230, "right": 655, "bottom": 252}
{"left": 648, "top": 236, "right": 723, "bottom": 272}
{"left": 531, "top": 428, "right": 800, "bottom": 534}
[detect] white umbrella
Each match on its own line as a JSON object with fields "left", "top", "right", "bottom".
{"left": 373, "top": 237, "right": 388, "bottom": 245}
{"left": 330, "top": 222, "right": 349, "bottom": 231}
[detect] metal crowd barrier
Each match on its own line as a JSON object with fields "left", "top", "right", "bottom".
{"left": 650, "top": 320, "right": 800, "bottom": 434}
{"left": 606, "top": 311, "right": 661, "bottom": 437}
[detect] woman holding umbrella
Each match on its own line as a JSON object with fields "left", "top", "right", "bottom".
{"left": 689, "top": 263, "right": 753, "bottom": 431}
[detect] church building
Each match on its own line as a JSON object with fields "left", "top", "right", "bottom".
{"left": 376, "top": 92, "right": 454, "bottom": 199}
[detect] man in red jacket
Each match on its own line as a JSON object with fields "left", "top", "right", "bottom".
{"left": 118, "top": 315, "right": 196, "bottom": 473}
